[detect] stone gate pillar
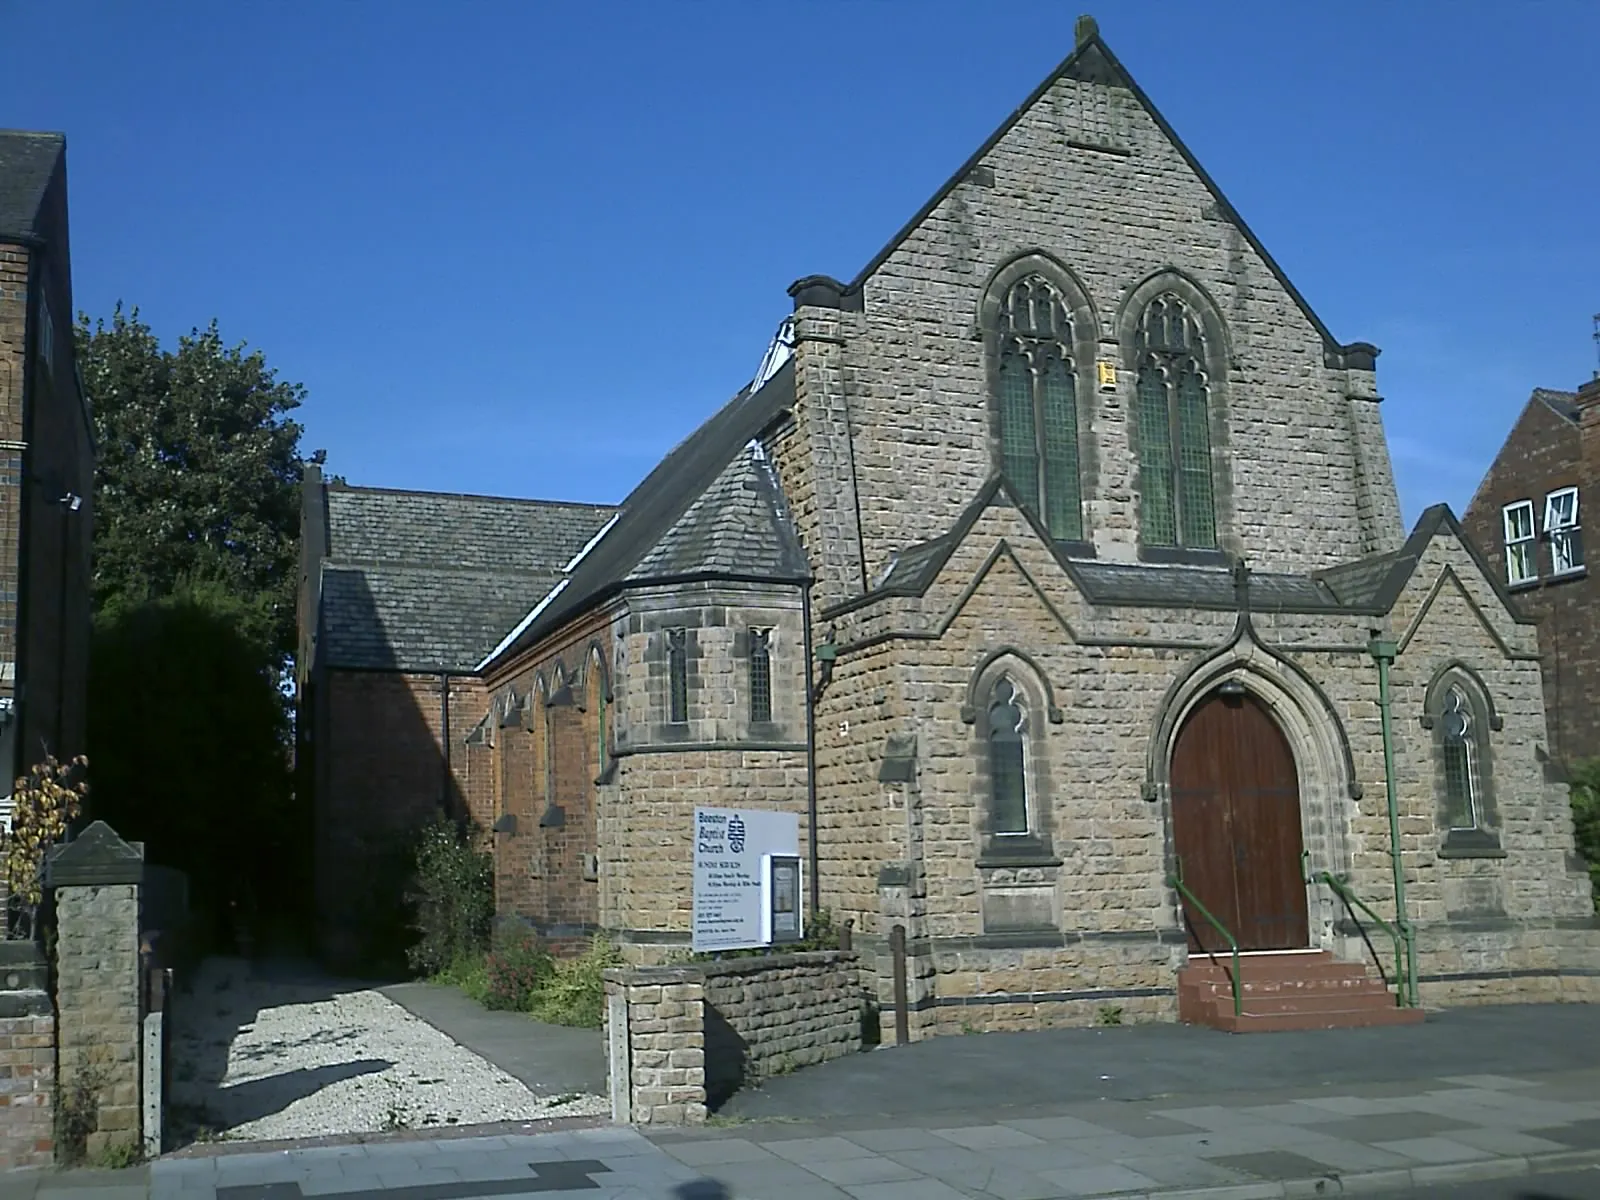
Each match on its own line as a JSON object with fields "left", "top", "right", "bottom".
{"left": 46, "top": 821, "right": 144, "bottom": 1160}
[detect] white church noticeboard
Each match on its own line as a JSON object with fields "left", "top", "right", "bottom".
{"left": 691, "top": 807, "right": 800, "bottom": 952}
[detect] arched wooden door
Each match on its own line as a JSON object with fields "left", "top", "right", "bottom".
{"left": 1170, "top": 689, "right": 1309, "bottom": 952}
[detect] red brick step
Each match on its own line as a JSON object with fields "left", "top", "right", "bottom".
{"left": 1177, "top": 950, "right": 1425, "bottom": 1033}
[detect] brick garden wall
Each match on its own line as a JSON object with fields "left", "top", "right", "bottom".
{"left": 604, "top": 951, "right": 863, "bottom": 1125}
{"left": 0, "top": 945, "right": 54, "bottom": 1168}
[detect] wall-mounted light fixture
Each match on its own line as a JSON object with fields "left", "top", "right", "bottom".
{"left": 1218, "top": 679, "right": 1247, "bottom": 698}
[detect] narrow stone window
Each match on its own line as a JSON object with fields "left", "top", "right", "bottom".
{"left": 994, "top": 275, "right": 1083, "bottom": 542}
{"left": 749, "top": 628, "right": 773, "bottom": 724}
{"left": 667, "top": 628, "right": 688, "bottom": 725}
{"left": 1502, "top": 500, "right": 1537, "bottom": 585}
{"left": 987, "top": 678, "right": 1029, "bottom": 835}
{"left": 1439, "top": 687, "right": 1479, "bottom": 831}
{"left": 1135, "top": 295, "right": 1217, "bottom": 549}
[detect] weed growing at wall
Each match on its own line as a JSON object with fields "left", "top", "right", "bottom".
{"left": 483, "top": 922, "right": 554, "bottom": 1011}
{"left": 405, "top": 818, "right": 493, "bottom": 975}
{"left": 528, "top": 936, "right": 622, "bottom": 1028}
{"left": 2, "top": 755, "right": 88, "bottom": 939}
{"left": 1571, "top": 759, "right": 1600, "bottom": 910}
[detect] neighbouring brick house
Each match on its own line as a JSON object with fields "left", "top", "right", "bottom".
{"left": 0, "top": 131, "right": 94, "bottom": 828}
{"left": 302, "top": 20, "right": 1600, "bottom": 1026}
{"left": 1463, "top": 377, "right": 1600, "bottom": 769}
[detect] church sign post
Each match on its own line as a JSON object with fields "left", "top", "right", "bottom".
{"left": 692, "top": 807, "right": 801, "bottom": 952}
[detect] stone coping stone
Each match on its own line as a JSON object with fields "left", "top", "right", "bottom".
{"left": 604, "top": 949, "right": 858, "bottom": 985}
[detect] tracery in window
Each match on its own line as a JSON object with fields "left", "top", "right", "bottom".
{"left": 1439, "top": 687, "right": 1480, "bottom": 831}
{"left": 1135, "top": 295, "right": 1217, "bottom": 549}
{"left": 987, "top": 678, "right": 1030, "bottom": 836}
{"left": 995, "top": 276, "right": 1083, "bottom": 541}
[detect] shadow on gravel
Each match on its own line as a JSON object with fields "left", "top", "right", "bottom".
{"left": 718, "top": 1003, "right": 1600, "bottom": 1122}
{"left": 168, "top": 956, "right": 384, "bottom": 1145}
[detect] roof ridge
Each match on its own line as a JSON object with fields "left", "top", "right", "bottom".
{"left": 815, "top": 28, "right": 1351, "bottom": 356}
{"left": 328, "top": 483, "right": 617, "bottom": 510}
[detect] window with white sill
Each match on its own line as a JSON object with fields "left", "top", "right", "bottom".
{"left": 1502, "top": 500, "right": 1537, "bottom": 585}
{"left": 1545, "top": 487, "right": 1584, "bottom": 577}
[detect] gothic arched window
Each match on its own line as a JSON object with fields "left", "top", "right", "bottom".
{"left": 996, "top": 276, "right": 1083, "bottom": 542}
{"left": 1135, "top": 295, "right": 1217, "bottom": 549}
{"left": 1439, "top": 687, "right": 1480, "bottom": 832}
{"left": 987, "top": 678, "right": 1030, "bottom": 835}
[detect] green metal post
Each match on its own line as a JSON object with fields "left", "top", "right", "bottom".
{"left": 1369, "top": 635, "right": 1419, "bottom": 1008}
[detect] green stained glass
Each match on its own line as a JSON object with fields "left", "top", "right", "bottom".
{"left": 1441, "top": 690, "right": 1478, "bottom": 829}
{"left": 1137, "top": 363, "right": 1176, "bottom": 545}
{"left": 999, "top": 348, "right": 1040, "bottom": 513}
{"left": 1041, "top": 355, "right": 1081, "bottom": 541}
{"left": 988, "top": 680, "right": 1028, "bottom": 835}
{"left": 1177, "top": 366, "right": 1217, "bottom": 548}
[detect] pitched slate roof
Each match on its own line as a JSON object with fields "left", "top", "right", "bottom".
{"left": 316, "top": 485, "right": 617, "bottom": 672}
{"left": 483, "top": 360, "right": 799, "bottom": 670}
{"left": 0, "top": 131, "right": 64, "bottom": 239}
{"left": 627, "top": 444, "right": 807, "bottom": 583}
{"left": 1533, "top": 387, "right": 1581, "bottom": 424}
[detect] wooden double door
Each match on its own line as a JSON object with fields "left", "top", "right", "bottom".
{"left": 1170, "top": 690, "right": 1309, "bottom": 953}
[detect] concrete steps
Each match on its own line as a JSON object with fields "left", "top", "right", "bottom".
{"left": 1178, "top": 950, "right": 1426, "bottom": 1033}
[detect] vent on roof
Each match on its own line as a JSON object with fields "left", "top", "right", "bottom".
{"left": 750, "top": 317, "right": 795, "bottom": 393}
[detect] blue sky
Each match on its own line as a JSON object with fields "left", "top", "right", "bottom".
{"left": 6, "top": 1, "right": 1597, "bottom": 528}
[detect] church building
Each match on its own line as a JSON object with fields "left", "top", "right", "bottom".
{"left": 298, "top": 18, "right": 1599, "bottom": 1030}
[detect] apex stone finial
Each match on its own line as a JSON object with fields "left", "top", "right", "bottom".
{"left": 1075, "top": 14, "right": 1099, "bottom": 47}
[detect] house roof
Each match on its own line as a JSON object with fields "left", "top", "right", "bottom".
{"left": 0, "top": 131, "right": 64, "bottom": 240}
{"left": 803, "top": 30, "right": 1368, "bottom": 366}
{"left": 316, "top": 485, "right": 617, "bottom": 672}
{"left": 482, "top": 359, "right": 799, "bottom": 671}
{"left": 1532, "top": 387, "right": 1581, "bottom": 424}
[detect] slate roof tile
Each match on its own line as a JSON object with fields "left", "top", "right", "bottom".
{"left": 0, "top": 131, "right": 63, "bottom": 238}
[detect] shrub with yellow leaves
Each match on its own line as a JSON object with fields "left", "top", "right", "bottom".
{"left": 2, "top": 755, "right": 88, "bottom": 939}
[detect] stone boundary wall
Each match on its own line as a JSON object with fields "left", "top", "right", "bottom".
{"left": 0, "top": 944, "right": 55, "bottom": 1168}
{"left": 604, "top": 950, "right": 864, "bottom": 1125}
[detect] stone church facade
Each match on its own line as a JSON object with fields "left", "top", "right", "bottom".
{"left": 300, "top": 21, "right": 1599, "bottom": 1024}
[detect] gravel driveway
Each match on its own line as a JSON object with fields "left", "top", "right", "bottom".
{"left": 170, "top": 958, "right": 608, "bottom": 1144}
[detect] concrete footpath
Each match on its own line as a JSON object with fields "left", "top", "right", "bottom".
{"left": 6, "top": 1066, "right": 1600, "bottom": 1200}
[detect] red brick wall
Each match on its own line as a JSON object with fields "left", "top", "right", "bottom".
{"left": 485, "top": 614, "right": 611, "bottom": 947}
{"left": 314, "top": 668, "right": 488, "bottom": 969}
{"left": 1464, "top": 388, "right": 1600, "bottom": 763}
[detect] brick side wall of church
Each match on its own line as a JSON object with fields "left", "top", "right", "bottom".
{"left": 315, "top": 669, "right": 487, "bottom": 966}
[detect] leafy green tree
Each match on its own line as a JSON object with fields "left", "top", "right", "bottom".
{"left": 1571, "top": 759, "right": 1600, "bottom": 911}
{"left": 76, "top": 304, "right": 323, "bottom": 665}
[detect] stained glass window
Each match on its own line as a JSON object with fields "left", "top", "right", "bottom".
{"left": 749, "top": 628, "right": 773, "bottom": 724}
{"left": 1440, "top": 687, "right": 1478, "bottom": 830}
{"left": 1136, "top": 295, "right": 1217, "bottom": 549}
{"left": 667, "top": 629, "right": 688, "bottom": 725}
{"left": 994, "top": 276, "right": 1082, "bottom": 542}
{"left": 988, "top": 678, "right": 1029, "bottom": 835}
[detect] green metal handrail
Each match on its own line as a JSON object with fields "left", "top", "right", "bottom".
{"left": 1310, "top": 870, "right": 1414, "bottom": 1008}
{"left": 1168, "top": 868, "right": 1241, "bottom": 1018}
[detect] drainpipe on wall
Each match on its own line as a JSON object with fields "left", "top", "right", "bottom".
{"left": 438, "top": 671, "right": 453, "bottom": 817}
{"left": 801, "top": 581, "right": 821, "bottom": 918}
{"left": 1368, "top": 632, "right": 1419, "bottom": 1008}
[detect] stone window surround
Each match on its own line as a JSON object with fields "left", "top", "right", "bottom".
{"left": 1419, "top": 662, "right": 1506, "bottom": 860}
{"left": 978, "top": 252, "right": 1100, "bottom": 558}
{"left": 962, "top": 648, "right": 1062, "bottom": 867}
{"left": 1115, "top": 269, "right": 1237, "bottom": 567}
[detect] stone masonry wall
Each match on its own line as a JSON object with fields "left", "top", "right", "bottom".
{"left": 604, "top": 951, "right": 861, "bottom": 1125}
{"left": 0, "top": 945, "right": 55, "bottom": 1169}
{"left": 55, "top": 883, "right": 141, "bottom": 1159}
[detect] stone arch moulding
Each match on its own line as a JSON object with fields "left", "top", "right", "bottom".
{"left": 975, "top": 250, "right": 1101, "bottom": 344}
{"left": 960, "top": 646, "right": 1065, "bottom": 725}
{"left": 1114, "top": 266, "right": 1236, "bottom": 368}
{"left": 1419, "top": 659, "right": 1504, "bottom": 732}
{"left": 575, "top": 640, "right": 614, "bottom": 708}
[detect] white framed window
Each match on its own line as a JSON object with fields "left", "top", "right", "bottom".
{"left": 1502, "top": 500, "right": 1537, "bottom": 585}
{"left": 1544, "top": 487, "right": 1584, "bottom": 577}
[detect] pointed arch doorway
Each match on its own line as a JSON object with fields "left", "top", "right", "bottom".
{"left": 1171, "top": 687, "right": 1309, "bottom": 952}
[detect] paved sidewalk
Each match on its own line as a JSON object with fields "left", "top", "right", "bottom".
{"left": 8, "top": 1067, "right": 1600, "bottom": 1200}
